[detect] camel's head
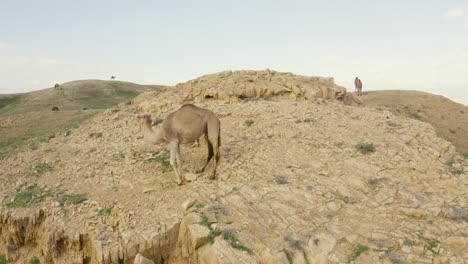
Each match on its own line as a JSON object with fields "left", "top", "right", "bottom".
{"left": 137, "top": 114, "right": 152, "bottom": 124}
{"left": 143, "top": 114, "right": 152, "bottom": 124}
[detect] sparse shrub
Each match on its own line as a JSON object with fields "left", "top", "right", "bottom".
{"left": 368, "top": 178, "right": 380, "bottom": 186}
{"left": 464, "top": 153, "right": 468, "bottom": 159}
{"left": 55, "top": 192, "right": 87, "bottom": 206}
{"left": 244, "top": 120, "right": 254, "bottom": 127}
{"left": 335, "top": 141, "right": 345, "bottom": 148}
{"left": 423, "top": 239, "right": 440, "bottom": 255}
{"left": 356, "top": 142, "right": 376, "bottom": 154}
{"left": 0, "top": 256, "right": 7, "bottom": 264}
{"left": 208, "top": 228, "right": 222, "bottom": 244}
{"left": 112, "top": 152, "right": 125, "bottom": 161}
{"left": 348, "top": 243, "right": 369, "bottom": 262}
{"left": 30, "top": 256, "right": 40, "bottom": 264}
{"left": 197, "top": 212, "right": 222, "bottom": 244}
{"left": 403, "top": 237, "right": 415, "bottom": 246}
{"left": 446, "top": 157, "right": 456, "bottom": 167}
{"left": 32, "top": 162, "right": 54, "bottom": 177}
{"left": 449, "top": 167, "right": 465, "bottom": 175}
{"left": 284, "top": 234, "right": 303, "bottom": 250}
{"left": 223, "top": 231, "right": 253, "bottom": 255}
{"left": 275, "top": 175, "right": 288, "bottom": 185}
{"left": 449, "top": 129, "right": 456, "bottom": 134}
{"left": 195, "top": 203, "right": 205, "bottom": 209}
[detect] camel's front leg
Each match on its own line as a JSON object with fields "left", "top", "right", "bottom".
{"left": 169, "top": 142, "right": 183, "bottom": 185}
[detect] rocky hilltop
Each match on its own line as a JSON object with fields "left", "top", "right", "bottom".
{"left": 0, "top": 70, "right": 467, "bottom": 264}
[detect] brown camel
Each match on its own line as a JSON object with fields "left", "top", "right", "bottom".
{"left": 51, "top": 106, "right": 59, "bottom": 111}
{"left": 354, "top": 77, "right": 363, "bottom": 96}
{"left": 140, "top": 104, "right": 221, "bottom": 185}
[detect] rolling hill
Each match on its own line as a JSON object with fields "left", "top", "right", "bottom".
{"left": 0, "top": 80, "right": 164, "bottom": 159}
{"left": 359, "top": 90, "right": 468, "bottom": 155}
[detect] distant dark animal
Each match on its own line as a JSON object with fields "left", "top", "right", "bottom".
{"left": 52, "top": 106, "right": 59, "bottom": 111}
{"left": 54, "top": 83, "right": 62, "bottom": 90}
{"left": 82, "top": 107, "right": 88, "bottom": 110}
{"left": 354, "top": 77, "right": 363, "bottom": 96}
{"left": 111, "top": 76, "right": 116, "bottom": 80}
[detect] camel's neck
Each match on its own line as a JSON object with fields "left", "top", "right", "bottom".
{"left": 143, "top": 120, "right": 165, "bottom": 144}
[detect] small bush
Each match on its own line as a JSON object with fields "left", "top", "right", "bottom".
{"left": 244, "top": 120, "right": 254, "bottom": 127}
{"left": 284, "top": 234, "right": 303, "bottom": 250}
{"left": 368, "top": 178, "right": 380, "bottom": 186}
{"left": 449, "top": 129, "right": 456, "bottom": 134}
{"left": 275, "top": 175, "right": 288, "bottom": 185}
{"left": 356, "top": 142, "right": 376, "bottom": 154}
{"left": 30, "top": 256, "right": 40, "bottom": 264}
{"left": 464, "top": 153, "right": 468, "bottom": 159}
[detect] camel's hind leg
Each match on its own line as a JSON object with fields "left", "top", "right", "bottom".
{"left": 209, "top": 134, "right": 220, "bottom": 180}
{"left": 169, "top": 141, "right": 183, "bottom": 185}
{"left": 197, "top": 134, "right": 213, "bottom": 173}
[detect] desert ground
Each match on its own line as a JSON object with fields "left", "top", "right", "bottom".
{"left": 0, "top": 71, "right": 466, "bottom": 264}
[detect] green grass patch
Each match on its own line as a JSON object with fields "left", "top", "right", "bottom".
{"left": 464, "top": 153, "right": 468, "bottom": 159}
{"left": 0, "top": 256, "right": 7, "bottom": 264}
{"left": 356, "top": 142, "right": 376, "bottom": 154}
{"left": 208, "top": 228, "right": 222, "bottom": 244}
{"left": 3, "top": 185, "right": 54, "bottom": 208}
{"left": 348, "top": 243, "right": 369, "bottom": 263}
{"left": 449, "top": 167, "right": 465, "bottom": 175}
{"left": 145, "top": 150, "right": 171, "bottom": 172}
{"left": 3, "top": 186, "right": 87, "bottom": 208}
{"left": 0, "top": 95, "right": 21, "bottom": 110}
{"left": 32, "top": 162, "right": 54, "bottom": 177}
{"left": 223, "top": 232, "right": 254, "bottom": 255}
{"left": 197, "top": 212, "right": 222, "bottom": 244}
{"left": 97, "top": 207, "right": 112, "bottom": 216}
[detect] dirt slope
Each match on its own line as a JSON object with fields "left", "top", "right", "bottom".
{"left": 0, "top": 71, "right": 467, "bottom": 264}
{"left": 360, "top": 90, "right": 468, "bottom": 155}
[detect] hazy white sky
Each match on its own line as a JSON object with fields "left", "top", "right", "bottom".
{"left": 1, "top": 0, "right": 467, "bottom": 104}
